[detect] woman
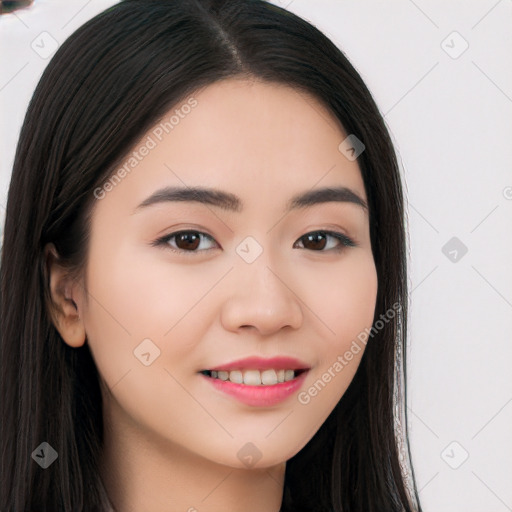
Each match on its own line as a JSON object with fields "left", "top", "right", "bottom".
{"left": 0, "top": 0, "right": 422, "bottom": 510}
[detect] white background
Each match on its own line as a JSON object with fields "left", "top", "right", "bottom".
{"left": 1, "top": 1, "right": 511, "bottom": 510}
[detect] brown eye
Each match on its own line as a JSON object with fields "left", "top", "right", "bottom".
{"left": 301, "top": 233, "right": 327, "bottom": 250}
{"left": 294, "top": 231, "right": 355, "bottom": 252}
{"left": 174, "top": 232, "right": 201, "bottom": 250}
{"left": 152, "top": 230, "right": 219, "bottom": 254}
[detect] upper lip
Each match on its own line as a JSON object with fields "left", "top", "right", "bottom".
{"left": 203, "top": 356, "right": 311, "bottom": 372}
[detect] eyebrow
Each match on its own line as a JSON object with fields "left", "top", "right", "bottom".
{"left": 132, "top": 185, "right": 368, "bottom": 214}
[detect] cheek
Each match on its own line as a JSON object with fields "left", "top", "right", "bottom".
{"left": 297, "top": 252, "right": 377, "bottom": 398}
{"left": 80, "top": 256, "right": 200, "bottom": 435}
{"left": 80, "top": 246, "right": 215, "bottom": 387}
{"left": 79, "top": 248, "right": 162, "bottom": 388}
{"left": 305, "top": 251, "right": 378, "bottom": 348}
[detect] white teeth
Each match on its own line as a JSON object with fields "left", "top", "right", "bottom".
{"left": 242, "top": 370, "right": 261, "bottom": 385}
{"left": 209, "top": 368, "right": 299, "bottom": 385}
{"left": 284, "top": 369, "right": 294, "bottom": 381}
{"left": 229, "top": 370, "right": 243, "bottom": 384}
{"left": 261, "top": 369, "right": 278, "bottom": 385}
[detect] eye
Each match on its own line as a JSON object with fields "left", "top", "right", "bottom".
{"left": 293, "top": 230, "right": 356, "bottom": 252}
{"left": 152, "top": 230, "right": 219, "bottom": 254}
{"left": 151, "top": 229, "right": 355, "bottom": 255}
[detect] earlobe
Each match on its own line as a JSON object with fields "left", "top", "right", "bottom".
{"left": 44, "top": 243, "right": 87, "bottom": 348}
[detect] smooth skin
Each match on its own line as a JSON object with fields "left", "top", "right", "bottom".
{"left": 46, "top": 78, "right": 378, "bottom": 512}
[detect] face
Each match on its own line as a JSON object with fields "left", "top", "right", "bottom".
{"left": 70, "top": 78, "right": 377, "bottom": 468}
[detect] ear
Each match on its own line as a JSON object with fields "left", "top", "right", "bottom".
{"left": 44, "top": 242, "right": 86, "bottom": 348}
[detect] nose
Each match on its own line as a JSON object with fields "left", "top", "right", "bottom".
{"left": 220, "top": 259, "right": 304, "bottom": 336}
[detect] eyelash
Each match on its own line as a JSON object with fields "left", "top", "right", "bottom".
{"left": 151, "top": 229, "right": 356, "bottom": 255}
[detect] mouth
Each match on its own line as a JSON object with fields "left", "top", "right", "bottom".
{"left": 199, "top": 368, "right": 308, "bottom": 386}
{"left": 197, "top": 355, "right": 311, "bottom": 406}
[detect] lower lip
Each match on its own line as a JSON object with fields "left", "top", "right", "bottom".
{"left": 200, "top": 371, "right": 309, "bottom": 407}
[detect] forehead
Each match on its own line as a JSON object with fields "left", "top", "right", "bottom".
{"left": 93, "top": 77, "right": 366, "bottom": 218}
{"left": 181, "top": 77, "right": 350, "bottom": 164}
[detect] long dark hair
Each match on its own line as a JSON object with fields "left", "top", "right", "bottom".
{"left": 0, "top": 1, "right": 421, "bottom": 510}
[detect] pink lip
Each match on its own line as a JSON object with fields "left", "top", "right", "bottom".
{"left": 200, "top": 370, "right": 309, "bottom": 407}
{"left": 205, "top": 356, "right": 310, "bottom": 372}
